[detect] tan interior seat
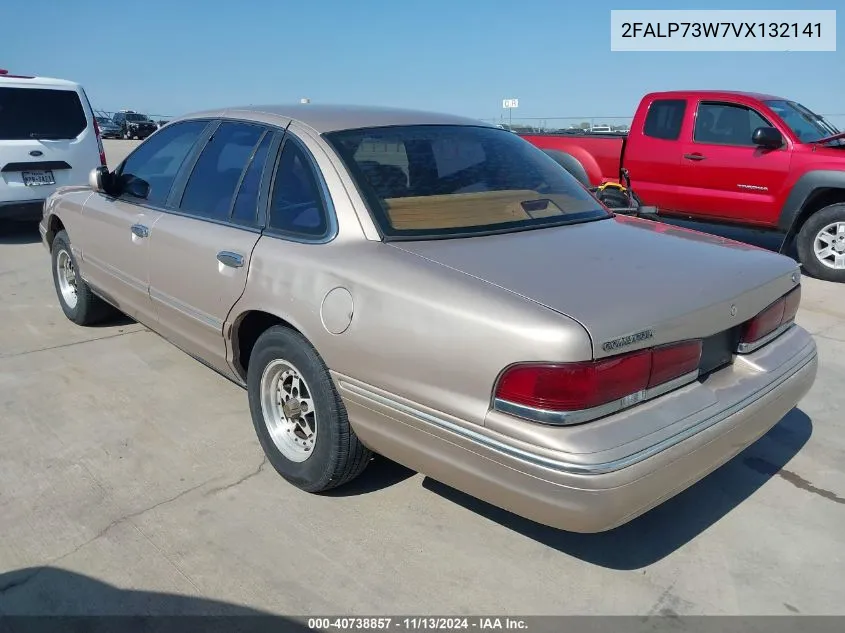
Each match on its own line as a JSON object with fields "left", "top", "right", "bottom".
{"left": 383, "top": 190, "right": 574, "bottom": 230}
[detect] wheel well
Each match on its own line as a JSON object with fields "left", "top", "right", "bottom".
{"left": 45, "top": 215, "right": 65, "bottom": 249}
{"left": 232, "top": 310, "right": 300, "bottom": 381}
{"left": 792, "top": 188, "right": 845, "bottom": 236}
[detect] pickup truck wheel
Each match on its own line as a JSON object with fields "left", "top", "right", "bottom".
{"left": 51, "top": 230, "right": 115, "bottom": 325}
{"left": 247, "top": 325, "right": 372, "bottom": 492}
{"left": 796, "top": 203, "right": 845, "bottom": 283}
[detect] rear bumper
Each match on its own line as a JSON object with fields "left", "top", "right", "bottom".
{"left": 337, "top": 326, "right": 818, "bottom": 533}
{"left": 0, "top": 200, "right": 44, "bottom": 222}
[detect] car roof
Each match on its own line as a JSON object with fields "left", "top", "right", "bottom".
{"left": 171, "top": 104, "right": 493, "bottom": 134}
{"left": 0, "top": 74, "right": 82, "bottom": 89}
{"left": 644, "top": 89, "right": 786, "bottom": 102}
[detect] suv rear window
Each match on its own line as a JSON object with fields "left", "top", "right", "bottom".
{"left": 324, "top": 125, "right": 607, "bottom": 240}
{"left": 0, "top": 87, "right": 87, "bottom": 140}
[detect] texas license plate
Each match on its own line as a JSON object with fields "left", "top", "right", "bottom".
{"left": 22, "top": 170, "right": 56, "bottom": 186}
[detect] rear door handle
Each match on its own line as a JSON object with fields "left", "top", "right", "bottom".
{"left": 217, "top": 251, "right": 244, "bottom": 268}
{"left": 131, "top": 224, "right": 149, "bottom": 238}
{"left": 683, "top": 153, "right": 706, "bottom": 161}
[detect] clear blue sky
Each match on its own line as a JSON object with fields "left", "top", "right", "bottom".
{"left": 1, "top": 0, "right": 842, "bottom": 123}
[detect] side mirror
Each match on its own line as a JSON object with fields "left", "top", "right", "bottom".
{"left": 89, "top": 166, "right": 109, "bottom": 192}
{"left": 752, "top": 126, "right": 783, "bottom": 149}
{"left": 123, "top": 175, "right": 150, "bottom": 200}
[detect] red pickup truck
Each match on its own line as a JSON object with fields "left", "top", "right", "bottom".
{"left": 521, "top": 90, "right": 845, "bottom": 282}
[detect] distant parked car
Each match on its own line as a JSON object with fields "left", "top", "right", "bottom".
{"left": 0, "top": 68, "right": 105, "bottom": 223}
{"left": 96, "top": 116, "right": 121, "bottom": 139}
{"left": 112, "top": 110, "right": 157, "bottom": 140}
{"left": 40, "top": 104, "right": 817, "bottom": 533}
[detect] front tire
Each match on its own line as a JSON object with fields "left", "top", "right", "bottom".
{"left": 247, "top": 325, "right": 372, "bottom": 492}
{"left": 51, "top": 230, "right": 115, "bottom": 325}
{"left": 796, "top": 203, "right": 845, "bottom": 283}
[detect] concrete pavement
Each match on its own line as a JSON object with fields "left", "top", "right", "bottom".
{"left": 0, "top": 143, "right": 843, "bottom": 616}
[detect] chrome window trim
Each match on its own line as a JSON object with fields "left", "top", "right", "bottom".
{"left": 493, "top": 370, "right": 700, "bottom": 426}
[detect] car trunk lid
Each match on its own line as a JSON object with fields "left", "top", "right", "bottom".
{"left": 390, "top": 215, "right": 801, "bottom": 360}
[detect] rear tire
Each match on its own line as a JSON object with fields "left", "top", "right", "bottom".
{"left": 51, "top": 230, "right": 116, "bottom": 325}
{"left": 247, "top": 325, "right": 372, "bottom": 492}
{"left": 796, "top": 203, "right": 845, "bottom": 283}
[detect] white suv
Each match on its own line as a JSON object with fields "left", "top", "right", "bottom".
{"left": 0, "top": 69, "right": 105, "bottom": 223}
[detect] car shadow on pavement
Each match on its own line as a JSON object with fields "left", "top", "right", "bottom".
{"left": 0, "top": 221, "right": 41, "bottom": 245}
{"left": 0, "top": 567, "right": 310, "bottom": 630}
{"left": 321, "top": 454, "right": 417, "bottom": 497}
{"left": 423, "top": 408, "right": 812, "bottom": 570}
{"left": 90, "top": 312, "right": 137, "bottom": 328}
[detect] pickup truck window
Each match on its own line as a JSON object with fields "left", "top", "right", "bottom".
{"left": 325, "top": 125, "right": 608, "bottom": 240}
{"left": 643, "top": 99, "right": 686, "bottom": 140}
{"left": 694, "top": 102, "right": 770, "bottom": 147}
{"left": 765, "top": 100, "right": 838, "bottom": 143}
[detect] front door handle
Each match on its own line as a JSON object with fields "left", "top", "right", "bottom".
{"left": 131, "top": 224, "right": 150, "bottom": 238}
{"left": 217, "top": 251, "right": 244, "bottom": 268}
{"left": 683, "top": 153, "right": 707, "bottom": 161}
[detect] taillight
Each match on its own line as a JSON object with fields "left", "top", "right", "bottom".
{"left": 649, "top": 340, "right": 702, "bottom": 387}
{"left": 92, "top": 118, "right": 107, "bottom": 166}
{"left": 494, "top": 339, "right": 702, "bottom": 422}
{"left": 738, "top": 286, "right": 800, "bottom": 353}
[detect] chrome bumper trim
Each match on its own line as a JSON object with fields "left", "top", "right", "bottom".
{"left": 339, "top": 342, "right": 816, "bottom": 476}
{"left": 737, "top": 321, "right": 794, "bottom": 354}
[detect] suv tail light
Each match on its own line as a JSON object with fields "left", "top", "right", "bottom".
{"left": 738, "top": 286, "right": 800, "bottom": 353}
{"left": 92, "top": 118, "right": 107, "bottom": 166}
{"left": 494, "top": 339, "right": 702, "bottom": 424}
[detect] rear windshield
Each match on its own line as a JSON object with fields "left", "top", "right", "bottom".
{"left": 0, "top": 87, "right": 87, "bottom": 140}
{"left": 126, "top": 113, "right": 150, "bottom": 122}
{"left": 324, "top": 124, "right": 608, "bottom": 240}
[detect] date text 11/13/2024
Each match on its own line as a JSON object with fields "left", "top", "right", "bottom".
{"left": 308, "top": 617, "right": 529, "bottom": 631}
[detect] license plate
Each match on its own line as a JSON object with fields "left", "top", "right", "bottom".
{"left": 699, "top": 328, "right": 740, "bottom": 376}
{"left": 22, "top": 170, "right": 56, "bottom": 186}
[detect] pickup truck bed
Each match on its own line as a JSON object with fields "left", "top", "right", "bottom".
{"left": 520, "top": 132, "right": 626, "bottom": 186}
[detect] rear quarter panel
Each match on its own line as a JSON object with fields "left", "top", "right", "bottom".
{"left": 229, "top": 238, "right": 593, "bottom": 429}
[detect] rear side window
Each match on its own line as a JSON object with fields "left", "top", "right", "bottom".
{"left": 643, "top": 99, "right": 687, "bottom": 140}
{"left": 267, "top": 137, "right": 329, "bottom": 238}
{"left": 179, "top": 121, "right": 265, "bottom": 220}
{"left": 0, "top": 87, "right": 87, "bottom": 140}
{"left": 119, "top": 120, "right": 208, "bottom": 206}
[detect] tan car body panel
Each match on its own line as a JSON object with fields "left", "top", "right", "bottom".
{"left": 41, "top": 105, "right": 818, "bottom": 532}
{"left": 148, "top": 212, "right": 260, "bottom": 377}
